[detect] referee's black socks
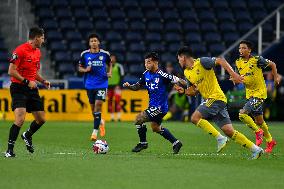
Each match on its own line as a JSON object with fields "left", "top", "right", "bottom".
{"left": 25, "top": 120, "right": 44, "bottom": 138}
{"left": 7, "top": 124, "right": 21, "bottom": 151}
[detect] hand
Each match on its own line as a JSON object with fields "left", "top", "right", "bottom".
{"left": 123, "top": 82, "right": 130, "bottom": 88}
{"left": 274, "top": 74, "right": 282, "bottom": 86}
{"left": 230, "top": 73, "right": 244, "bottom": 84}
{"left": 43, "top": 80, "right": 51, "bottom": 89}
{"left": 107, "top": 72, "right": 112, "bottom": 78}
{"left": 85, "top": 66, "right": 91, "bottom": 72}
{"left": 28, "top": 81, "right": 37, "bottom": 89}
{"left": 174, "top": 84, "right": 185, "bottom": 94}
{"left": 185, "top": 85, "right": 198, "bottom": 96}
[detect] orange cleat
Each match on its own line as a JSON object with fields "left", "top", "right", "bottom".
{"left": 99, "top": 119, "right": 106, "bottom": 137}
{"left": 255, "top": 129, "right": 264, "bottom": 146}
{"left": 265, "top": 140, "right": 277, "bottom": 153}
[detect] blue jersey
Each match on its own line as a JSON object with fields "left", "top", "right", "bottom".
{"left": 79, "top": 49, "right": 111, "bottom": 89}
{"left": 138, "top": 69, "right": 180, "bottom": 113}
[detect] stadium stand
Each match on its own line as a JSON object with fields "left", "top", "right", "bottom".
{"left": 29, "top": 0, "right": 283, "bottom": 79}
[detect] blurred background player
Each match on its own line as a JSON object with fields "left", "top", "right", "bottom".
{"left": 235, "top": 40, "right": 281, "bottom": 153}
{"left": 78, "top": 33, "right": 112, "bottom": 141}
{"left": 175, "top": 46, "right": 264, "bottom": 159}
{"left": 5, "top": 27, "right": 50, "bottom": 157}
{"left": 123, "top": 52, "right": 184, "bottom": 154}
{"left": 108, "top": 54, "right": 124, "bottom": 122}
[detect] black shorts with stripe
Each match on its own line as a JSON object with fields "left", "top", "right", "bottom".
{"left": 10, "top": 83, "right": 44, "bottom": 113}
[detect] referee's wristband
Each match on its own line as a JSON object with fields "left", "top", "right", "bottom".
{"left": 22, "top": 78, "right": 30, "bottom": 86}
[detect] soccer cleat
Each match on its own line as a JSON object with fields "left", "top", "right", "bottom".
{"left": 255, "top": 129, "right": 264, "bottom": 146}
{"left": 90, "top": 134, "right": 97, "bottom": 141}
{"left": 172, "top": 140, "right": 183, "bottom": 154}
{"left": 251, "top": 147, "right": 264, "bottom": 160}
{"left": 265, "top": 140, "right": 277, "bottom": 153}
{"left": 132, "top": 143, "right": 148, "bottom": 152}
{"left": 21, "top": 132, "right": 34, "bottom": 153}
{"left": 217, "top": 137, "right": 229, "bottom": 153}
{"left": 99, "top": 119, "right": 105, "bottom": 137}
{"left": 4, "top": 150, "right": 16, "bottom": 158}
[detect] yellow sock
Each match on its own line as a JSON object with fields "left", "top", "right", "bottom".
{"left": 259, "top": 121, "right": 272, "bottom": 142}
{"left": 231, "top": 130, "right": 254, "bottom": 149}
{"left": 163, "top": 112, "right": 172, "bottom": 121}
{"left": 196, "top": 119, "right": 220, "bottom": 138}
{"left": 239, "top": 113, "right": 260, "bottom": 132}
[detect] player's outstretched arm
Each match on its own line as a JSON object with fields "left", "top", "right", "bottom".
{"left": 267, "top": 60, "right": 281, "bottom": 85}
{"left": 174, "top": 84, "right": 198, "bottom": 96}
{"left": 215, "top": 57, "right": 244, "bottom": 84}
{"left": 123, "top": 82, "right": 141, "bottom": 91}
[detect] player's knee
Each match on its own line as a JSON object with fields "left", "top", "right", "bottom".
{"left": 191, "top": 114, "right": 200, "bottom": 124}
{"left": 37, "top": 117, "right": 46, "bottom": 125}
{"left": 255, "top": 119, "right": 263, "bottom": 125}
{"left": 135, "top": 115, "right": 143, "bottom": 125}
{"left": 15, "top": 118, "right": 25, "bottom": 127}
{"left": 151, "top": 125, "right": 161, "bottom": 133}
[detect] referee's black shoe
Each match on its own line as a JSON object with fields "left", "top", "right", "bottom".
{"left": 21, "top": 132, "right": 34, "bottom": 153}
{"left": 173, "top": 140, "right": 183, "bottom": 154}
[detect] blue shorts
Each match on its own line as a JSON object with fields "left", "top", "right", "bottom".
{"left": 197, "top": 99, "right": 231, "bottom": 128}
{"left": 86, "top": 88, "right": 107, "bottom": 104}
{"left": 145, "top": 107, "right": 166, "bottom": 125}
{"left": 243, "top": 97, "right": 264, "bottom": 116}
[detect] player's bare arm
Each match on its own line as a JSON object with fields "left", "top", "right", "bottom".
{"left": 123, "top": 82, "right": 141, "bottom": 91}
{"left": 36, "top": 72, "right": 50, "bottom": 89}
{"left": 8, "top": 63, "right": 37, "bottom": 89}
{"left": 267, "top": 60, "right": 281, "bottom": 85}
{"left": 174, "top": 84, "right": 198, "bottom": 96}
{"left": 78, "top": 65, "right": 91, "bottom": 73}
{"left": 215, "top": 57, "right": 244, "bottom": 84}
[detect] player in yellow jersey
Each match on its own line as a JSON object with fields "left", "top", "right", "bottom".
{"left": 235, "top": 40, "right": 281, "bottom": 153}
{"left": 175, "top": 46, "right": 264, "bottom": 159}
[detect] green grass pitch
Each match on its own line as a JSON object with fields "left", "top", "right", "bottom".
{"left": 0, "top": 121, "right": 284, "bottom": 189}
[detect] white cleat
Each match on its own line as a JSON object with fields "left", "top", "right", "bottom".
{"left": 251, "top": 147, "right": 264, "bottom": 160}
{"left": 217, "top": 137, "right": 229, "bottom": 153}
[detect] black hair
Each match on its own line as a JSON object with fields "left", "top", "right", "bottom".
{"left": 239, "top": 40, "right": 253, "bottom": 50}
{"left": 29, "top": 27, "right": 44, "bottom": 39}
{"left": 88, "top": 33, "right": 100, "bottom": 42}
{"left": 177, "top": 46, "right": 193, "bottom": 57}
{"left": 144, "top": 52, "right": 159, "bottom": 61}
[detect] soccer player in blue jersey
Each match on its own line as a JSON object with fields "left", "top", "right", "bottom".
{"left": 78, "top": 33, "right": 112, "bottom": 141}
{"left": 123, "top": 52, "right": 184, "bottom": 154}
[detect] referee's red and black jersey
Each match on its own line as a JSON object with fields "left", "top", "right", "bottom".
{"left": 9, "top": 42, "right": 41, "bottom": 84}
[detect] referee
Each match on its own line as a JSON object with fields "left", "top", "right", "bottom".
{"left": 5, "top": 27, "right": 50, "bottom": 157}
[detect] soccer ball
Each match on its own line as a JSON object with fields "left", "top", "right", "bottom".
{"left": 93, "top": 140, "right": 109, "bottom": 154}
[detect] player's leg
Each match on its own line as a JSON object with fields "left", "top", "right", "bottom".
{"left": 5, "top": 108, "right": 26, "bottom": 157}
{"left": 254, "top": 115, "right": 276, "bottom": 153}
{"left": 95, "top": 89, "right": 107, "bottom": 137}
{"left": 114, "top": 86, "right": 122, "bottom": 121}
{"left": 87, "top": 90, "right": 98, "bottom": 140}
{"left": 5, "top": 83, "right": 27, "bottom": 157}
{"left": 191, "top": 100, "right": 227, "bottom": 152}
{"left": 21, "top": 89, "right": 45, "bottom": 153}
{"left": 239, "top": 98, "right": 263, "bottom": 145}
{"left": 132, "top": 111, "right": 149, "bottom": 152}
{"left": 107, "top": 88, "right": 115, "bottom": 121}
{"left": 151, "top": 121, "right": 182, "bottom": 154}
{"left": 216, "top": 108, "right": 263, "bottom": 159}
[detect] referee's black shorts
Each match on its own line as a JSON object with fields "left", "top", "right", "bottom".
{"left": 10, "top": 82, "right": 44, "bottom": 113}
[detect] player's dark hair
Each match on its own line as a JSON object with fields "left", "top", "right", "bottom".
{"left": 177, "top": 46, "right": 193, "bottom": 57}
{"left": 145, "top": 52, "right": 159, "bottom": 62}
{"left": 239, "top": 40, "right": 253, "bottom": 50}
{"left": 88, "top": 33, "right": 100, "bottom": 42}
{"left": 29, "top": 27, "right": 44, "bottom": 39}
